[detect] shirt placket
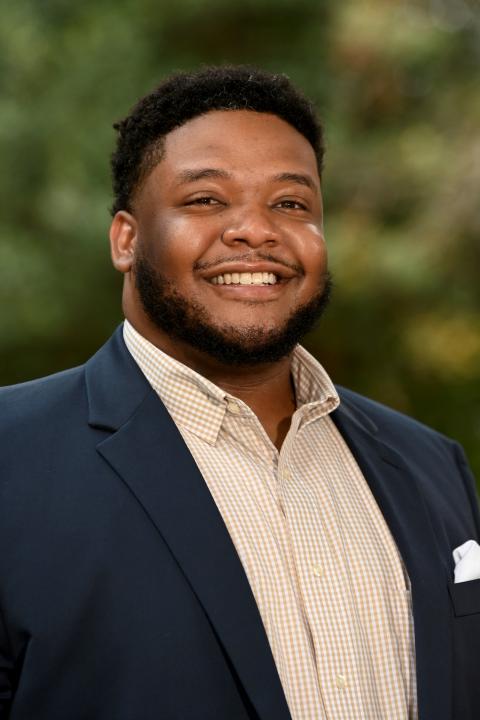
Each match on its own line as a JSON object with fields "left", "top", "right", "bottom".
{"left": 278, "top": 417, "right": 368, "bottom": 719}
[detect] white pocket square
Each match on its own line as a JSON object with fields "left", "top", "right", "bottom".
{"left": 453, "top": 540, "right": 480, "bottom": 583}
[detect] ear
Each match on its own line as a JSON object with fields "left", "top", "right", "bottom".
{"left": 110, "top": 211, "right": 138, "bottom": 273}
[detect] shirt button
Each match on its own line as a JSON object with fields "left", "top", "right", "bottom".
{"left": 282, "top": 468, "right": 292, "bottom": 480}
{"left": 336, "top": 674, "right": 348, "bottom": 689}
{"left": 312, "top": 564, "right": 323, "bottom": 578}
{"left": 227, "top": 401, "right": 241, "bottom": 414}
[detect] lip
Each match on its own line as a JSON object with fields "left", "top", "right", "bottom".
{"left": 206, "top": 281, "right": 288, "bottom": 301}
{"left": 200, "top": 262, "right": 298, "bottom": 282}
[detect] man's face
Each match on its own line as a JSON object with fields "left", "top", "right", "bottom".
{"left": 114, "top": 110, "right": 330, "bottom": 365}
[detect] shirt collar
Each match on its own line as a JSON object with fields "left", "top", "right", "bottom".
{"left": 291, "top": 345, "right": 339, "bottom": 422}
{"left": 123, "top": 320, "right": 339, "bottom": 445}
{"left": 123, "top": 319, "right": 227, "bottom": 445}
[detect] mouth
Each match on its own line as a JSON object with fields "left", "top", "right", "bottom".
{"left": 199, "top": 261, "right": 299, "bottom": 301}
{"left": 204, "top": 271, "right": 294, "bottom": 303}
{"left": 210, "top": 271, "right": 278, "bottom": 286}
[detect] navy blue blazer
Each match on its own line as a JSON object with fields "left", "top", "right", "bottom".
{"left": 1, "top": 326, "right": 479, "bottom": 719}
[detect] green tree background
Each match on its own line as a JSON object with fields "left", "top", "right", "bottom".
{"left": 1, "top": 0, "right": 479, "bottom": 481}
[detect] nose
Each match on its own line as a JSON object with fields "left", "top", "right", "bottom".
{"left": 221, "top": 205, "right": 281, "bottom": 248}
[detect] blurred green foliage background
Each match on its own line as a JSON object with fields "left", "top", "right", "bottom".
{"left": 1, "top": 0, "right": 479, "bottom": 480}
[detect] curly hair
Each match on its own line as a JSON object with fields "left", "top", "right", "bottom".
{"left": 110, "top": 65, "right": 324, "bottom": 215}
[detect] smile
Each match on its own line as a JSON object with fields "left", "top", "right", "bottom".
{"left": 210, "top": 272, "right": 278, "bottom": 286}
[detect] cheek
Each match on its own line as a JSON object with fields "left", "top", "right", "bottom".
{"left": 296, "top": 229, "right": 328, "bottom": 277}
{"left": 141, "top": 215, "right": 211, "bottom": 273}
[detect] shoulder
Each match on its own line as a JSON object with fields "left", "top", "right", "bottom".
{"left": 0, "top": 365, "right": 87, "bottom": 432}
{"left": 335, "top": 385, "right": 480, "bottom": 537}
{"left": 335, "top": 384, "right": 458, "bottom": 459}
{"left": 336, "top": 385, "right": 438, "bottom": 433}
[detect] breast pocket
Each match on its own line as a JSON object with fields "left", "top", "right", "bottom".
{"left": 449, "top": 579, "right": 480, "bottom": 719}
{"left": 448, "top": 578, "right": 480, "bottom": 617}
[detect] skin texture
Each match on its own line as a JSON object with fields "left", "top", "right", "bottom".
{"left": 110, "top": 110, "right": 328, "bottom": 449}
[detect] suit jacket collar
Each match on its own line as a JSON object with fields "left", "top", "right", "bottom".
{"left": 86, "top": 327, "right": 452, "bottom": 720}
{"left": 86, "top": 325, "right": 151, "bottom": 431}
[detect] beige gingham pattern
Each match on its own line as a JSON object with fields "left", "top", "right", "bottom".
{"left": 124, "top": 320, "right": 418, "bottom": 720}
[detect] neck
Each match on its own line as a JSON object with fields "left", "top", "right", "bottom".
{"left": 215, "top": 359, "right": 297, "bottom": 451}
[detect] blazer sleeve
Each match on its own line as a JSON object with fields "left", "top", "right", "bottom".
{"left": 0, "top": 604, "right": 13, "bottom": 717}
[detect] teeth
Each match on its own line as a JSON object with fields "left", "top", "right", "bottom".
{"left": 211, "top": 272, "right": 278, "bottom": 286}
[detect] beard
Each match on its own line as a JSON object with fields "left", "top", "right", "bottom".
{"left": 133, "top": 250, "right": 332, "bottom": 366}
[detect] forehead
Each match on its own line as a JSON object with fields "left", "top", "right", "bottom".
{"left": 159, "top": 110, "right": 319, "bottom": 179}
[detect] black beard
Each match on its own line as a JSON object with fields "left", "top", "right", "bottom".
{"left": 133, "top": 252, "right": 332, "bottom": 366}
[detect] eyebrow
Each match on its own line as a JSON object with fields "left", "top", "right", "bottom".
{"left": 271, "top": 172, "right": 318, "bottom": 194}
{"left": 175, "top": 168, "right": 318, "bottom": 193}
{"left": 175, "top": 168, "right": 232, "bottom": 185}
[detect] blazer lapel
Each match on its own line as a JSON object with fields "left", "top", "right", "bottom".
{"left": 332, "top": 395, "right": 452, "bottom": 720}
{"left": 85, "top": 328, "right": 291, "bottom": 720}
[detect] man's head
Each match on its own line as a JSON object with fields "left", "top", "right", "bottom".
{"left": 109, "top": 66, "right": 331, "bottom": 368}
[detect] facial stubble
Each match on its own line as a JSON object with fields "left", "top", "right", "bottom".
{"left": 133, "top": 249, "right": 332, "bottom": 366}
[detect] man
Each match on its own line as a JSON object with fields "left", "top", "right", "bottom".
{"left": 0, "top": 66, "right": 479, "bottom": 720}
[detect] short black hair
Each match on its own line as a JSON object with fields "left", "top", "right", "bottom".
{"left": 110, "top": 65, "right": 324, "bottom": 216}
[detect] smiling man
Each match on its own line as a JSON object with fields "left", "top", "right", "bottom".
{"left": 1, "top": 66, "right": 479, "bottom": 720}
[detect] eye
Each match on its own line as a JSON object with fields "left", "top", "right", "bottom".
{"left": 275, "top": 199, "right": 309, "bottom": 211}
{"left": 186, "top": 196, "right": 222, "bottom": 206}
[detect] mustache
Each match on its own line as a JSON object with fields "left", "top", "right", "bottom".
{"left": 192, "top": 252, "right": 305, "bottom": 277}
